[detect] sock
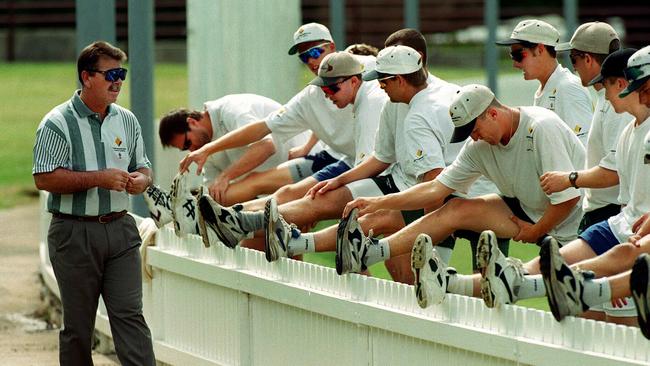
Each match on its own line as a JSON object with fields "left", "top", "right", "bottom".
{"left": 237, "top": 209, "right": 264, "bottom": 232}
{"left": 582, "top": 277, "right": 612, "bottom": 308}
{"left": 516, "top": 274, "right": 546, "bottom": 299}
{"left": 364, "top": 238, "right": 391, "bottom": 267}
{"left": 436, "top": 246, "right": 453, "bottom": 265}
{"left": 446, "top": 273, "right": 474, "bottom": 296}
{"left": 287, "top": 232, "right": 315, "bottom": 256}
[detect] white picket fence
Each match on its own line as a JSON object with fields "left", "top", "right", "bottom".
{"left": 38, "top": 202, "right": 650, "bottom": 365}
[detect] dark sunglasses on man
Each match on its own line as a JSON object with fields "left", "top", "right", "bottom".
{"left": 298, "top": 43, "right": 329, "bottom": 64}
{"left": 321, "top": 76, "right": 352, "bottom": 96}
{"left": 509, "top": 48, "right": 528, "bottom": 63}
{"left": 88, "top": 67, "right": 128, "bottom": 82}
{"left": 569, "top": 51, "right": 586, "bottom": 65}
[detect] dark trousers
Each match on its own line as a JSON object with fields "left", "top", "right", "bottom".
{"left": 579, "top": 203, "right": 622, "bottom": 234}
{"left": 48, "top": 214, "right": 155, "bottom": 366}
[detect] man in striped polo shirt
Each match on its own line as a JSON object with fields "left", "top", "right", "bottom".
{"left": 32, "top": 41, "right": 155, "bottom": 366}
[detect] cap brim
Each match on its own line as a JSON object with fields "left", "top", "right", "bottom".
{"left": 495, "top": 38, "right": 521, "bottom": 46}
{"left": 308, "top": 76, "right": 344, "bottom": 87}
{"left": 555, "top": 42, "right": 573, "bottom": 52}
{"left": 362, "top": 70, "right": 380, "bottom": 81}
{"left": 450, "top": 119, "right": 477, "bottom": 143}
{"left": 288, "top": 44, "right": 299, "bottom": 55}
{"left": 619, "top": 76, "right": 650, "bottom": 98}
{"left": 588, "top": 74, "right": 604, "bottom": 86}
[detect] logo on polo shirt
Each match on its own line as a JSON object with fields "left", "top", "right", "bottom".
{"left": 112, "top": 135, "right": 127, "bottom": 159}
{"left": 115, "top": 137, "right": 122, "bottom": 146}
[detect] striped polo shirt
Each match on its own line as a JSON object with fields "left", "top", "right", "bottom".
{"left": 32, "top": 90, "right": 151, "bottom": 216}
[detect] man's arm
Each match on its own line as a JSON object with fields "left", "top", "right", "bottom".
{"left": 288, "top": 132, "right": 319, "bottom": 160}
{"left": 34, "top": 167, "right": 131, "bottom": 194}
{"left": 179, "top": 120, "right": 271, "bottom": 174}
{"left": 208, "top": 139, "right": 276, "bottom": 201}
{"left": 540, "top": 166, "right": 619, "bottom": 194}
{"left": 126, "top": 167, "right": 153, "bottom": 195}
{"left": 511, "top": 196, "right": 580, "bottom": 243}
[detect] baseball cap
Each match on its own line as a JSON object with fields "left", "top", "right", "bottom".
{"left": 362, "top": 45, "right": 422, "bottom": 81}
{"left": 309, "top": 52, "right": 364, "bottom": 86}
{"left": 620, "top": 45, "right": 650, "bottom": 98}
{"left": 556, "top": 22, "right": 619, "bottom": 54}
{"left": 496, "top": 19, "right": 560, "bottom": 47}
{"left": 449, "top": 84, "right": 495, "bottom": 143}
{"left": 588, "top": 48, "right": 637, "bottom": 86}
{"left": 288, "top": 23, "right": 334, "bottom": 55}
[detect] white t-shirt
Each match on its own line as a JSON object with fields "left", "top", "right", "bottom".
{"left": 203, "top": 94, "right": 307, "bottom": 181}
{"left": 351, "top": 80, "right": 388, "bottom": 166}
{"left": 374, "top": 76, "right": 457, "bottom": 191}
{"left": 607, "top": 117, "right": 650, "bottom": 243}
{"left": 582, "top": 89, "right": 631, "bottom": 212}
{"left": 265, "top": 55, "right": 377, "bottom": 166}
{"left": 534, "top": 64, "right": 593, "bottom": 146}
{"left": 437, "top": 106, "right": 586, "bottom": 242}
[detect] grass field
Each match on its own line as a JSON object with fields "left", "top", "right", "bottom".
{"left": 1, "top": 61, "right": 546, "bottom": 310}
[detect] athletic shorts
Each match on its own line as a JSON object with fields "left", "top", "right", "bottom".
{"left": 579, "top": 203, "right": 621, "bottom": 234}
{"left": 346, "top": 174, "right": 399, "bottom": 200}
{"left": 579, "top": 219, "right": 621, "bottom": 256}
{"left": 286, "top": 150, "right": 340, "bottom": 182}
{"left": 312, "top": 159, "right": 351, "bottom": 181}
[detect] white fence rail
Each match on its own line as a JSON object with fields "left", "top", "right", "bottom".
{"left": 38, "top": 199, "right": 650, "bottom": 365}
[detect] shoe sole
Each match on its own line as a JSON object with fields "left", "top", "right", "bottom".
{"left": 335, "top": 209, "right": 356, "bottom": 275}
{"left": 539, "top": 237, "right": 566, "bottom": 322}
{"left": 197, "top": 195, "right": 237, "bottom": 249}
{"left": 631, "top": 254, "right": 650, "bottom": 339}
{"left": 411, "top": 234, "right": 430, "bottom": 308}
{"left": 195, "top": 189, "right": 211, "bottom": 248}
{"left": 264, "top": 198, "right": 279, "bottom": 262}
{"left": 477, "top": 231, "right": 497, "bottom": 308}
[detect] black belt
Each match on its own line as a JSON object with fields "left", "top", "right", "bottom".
{"left": 52, "top": 210, "right": 128, "bottom": 224}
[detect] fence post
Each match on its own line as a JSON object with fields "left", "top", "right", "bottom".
{"left": 484, "top": 0, "right": 499, "bottom": 96}
{"left": 329, "top": 0, "right": 346, "bottom": 48}
{"left": 75, "top": 0, "right": 116, "bottom": 55}
{"left": 404, "top": 0, "right": 419, "bottom": 30}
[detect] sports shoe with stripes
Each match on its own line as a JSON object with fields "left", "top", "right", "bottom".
{"left": 336, "top": 208, "right": 372, "bottom": 275}
{"left": 539, "top": 236, "right": 591, "bottom": 321}
{"left": 631, "top": 253, "right": 650, "bottom": 339}
{"left": 477, "top": 230, "right": 524, "bottom": 308}
{"left": 169, "top": 173, "right": 199, "bottom": 237}
{"left": 143, "top": 184, "right": 173, "bottom": 228}
{"left": 197, "top": 193, "right": 249, "bottom": 249}
{"left": 411, "top": 233, "right": 449, "bottom": 308}
{"left": 264, "top": 197, "right": 299, "bottom": 262}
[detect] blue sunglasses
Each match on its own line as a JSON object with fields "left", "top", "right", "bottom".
{"left": 298, "top": 44, "right": 328, "bottom": 63}
{"left": 88, "top": 67, "right": 128, "bottom": 82}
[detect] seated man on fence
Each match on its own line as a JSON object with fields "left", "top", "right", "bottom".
{"left": 335, "top": 83, "right": 584, "bottom": 309}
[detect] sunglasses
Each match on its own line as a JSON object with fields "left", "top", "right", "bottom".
{"left": 509, "top": 49, "right": 528, "bottom": 63}
{"left": 88, "top": 67, "right": 128, "bottom": 82}
{"left": 569, "top": 52, "right": 586, "bottom": 65}
{"left": 378, "top": 75, "right": 397, "bottom": 88}
{"left": 298, "top": 43, "right": 329, "bottom": 63}
{"left": 321, "top": 76, "right": 352, "bottom": 96}
{"left": 182, "top": 131, "right": 191, "bottom": 151}
{"left": 623, "top": 63, "right": 650, "bottom": 82}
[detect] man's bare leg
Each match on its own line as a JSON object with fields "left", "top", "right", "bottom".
{"left": 242, "top": 177, "right": 319, "bottom": 212}
{"left": 220, "top": 167, "right": 294, "bottom": 206}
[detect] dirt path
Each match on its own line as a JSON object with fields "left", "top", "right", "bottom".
{"left": 0, "top": 201, "right": 118, "bottom": 365}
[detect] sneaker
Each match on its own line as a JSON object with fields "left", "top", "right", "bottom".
{"left": 539, "top": 236, "right": 591, "bottom": 321}
{"left": 143, "top": 185, "right": 173, "bottom": 228}
{"left": 264, "top": 197, "right": 299, "bottom": 262}
{"left": 195, "top": 186, "right": 215, "bottom": 248}
{"left": 411, "top": 233, "right": 449, "bottom": 308}
{"left": 336, "top": 208, "right": 373, "bottom": 275}
{"left": 631, "top": 253, "right": 650, "bottom": 339}
{"left": 477, "top": 230, "right": 524, "bottom": 308}
{"left": 169, "top": 173, "right": 199, "bottom": 237}
{"left": 197, "top": 193, "right": 249, "bottom": 249}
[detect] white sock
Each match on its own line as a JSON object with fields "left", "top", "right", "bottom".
{"left": 446, "top": 273, "right": 474, "bottom": 296}
{"left": 517, "top": 274, "right": 546, "bottom": 299}
{"left": 436, "top": 246, "right": 453, "bottom": 265}
{"left": 365, "top": 238, "right": 391, "bottom": 267}
{"left": 287, "top": 232, "right": 315, "bottom": 256}
{"left": 582, "top": 277, "right": 612, "bottom": 307}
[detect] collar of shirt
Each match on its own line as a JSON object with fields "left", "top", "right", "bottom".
{"left": 71, "top": 90, "right": 117, "bottom": 119}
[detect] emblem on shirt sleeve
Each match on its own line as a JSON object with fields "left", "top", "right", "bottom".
{"left": 574, "top": 125, "right": 582, "bottom": 134}
{"left": 414, "top": 149, "right": 424, "bottom": 161}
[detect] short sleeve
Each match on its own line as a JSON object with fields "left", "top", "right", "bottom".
{"left": 32, "top": 120, "right": 70, "bottom": 174}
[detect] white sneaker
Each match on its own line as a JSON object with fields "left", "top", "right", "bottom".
{"left": 336, "top": 208, "right": 373, "bottom": 275}
{"left": 631, "top": 253, "right": 650, "bottom": 339}
{"left": 143, "top": 185, "right": 173, "bottom": 228}
{"left": 539, "top": 236, "right": 591, "bottom": 321}
{"left": 197, "top": 193, "right": 249, "bottom": 249}
{"left": 264, "top": 197, "right": 299, "bottom": 262}
{"left": 477, "top": 230, "right": 524, "bottom": 308}
{"left": 169, "top": 173, "right": 199, "bottom": 237}
{"left": 411, "top": 233, "right": 449, "bottom": 308}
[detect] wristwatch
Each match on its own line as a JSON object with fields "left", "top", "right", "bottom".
{"left": 569, "top": 171, "right": 579, "bottom": 188}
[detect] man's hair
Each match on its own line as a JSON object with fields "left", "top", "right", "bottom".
{"left": 345, "top": 43, "right": 379, "bottom": 56}
{"left": 400, "top": 67, "right": 428, "bottom": 88}
{"left": 77, "top": 41, "right": 127, "bottom": 85}
{"left": 518, "top": 40, "right": 557, "bottom": 58}
{"left": 385, "top": 28, "right": 428, "bottom": 66}
{"left": 159, "top": 108, "right": 202, "bottom": 147}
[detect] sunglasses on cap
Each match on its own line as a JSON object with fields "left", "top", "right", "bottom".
{"left": 298, "top": 43, "right": 329, "bottom": 64}
{"left": 509, "top": 49, "right": 528, "bottom": 63}
{"left": 321, "top": 76, "right": 352, "bottom": 96}
{"left": 623, "top": 63, "right": 650, "bottom": 82}
{"left": 570, "top": 51, "right": 586, "bottom": 65}
{"left": 88, "top": 67, "right": 128, "bottom": 82}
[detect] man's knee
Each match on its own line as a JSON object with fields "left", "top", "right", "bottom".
{"left": 359, "top": 210, "right": 403, "bottom": 235}
{"left": 606, "top": 242, "right": 640, "bottom": 262}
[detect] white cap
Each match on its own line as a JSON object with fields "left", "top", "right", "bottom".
{"left": 556, "top": 22, "right": 619, "bottom": 54}
{"left": 620, "top": 45, "right": 650, "bottom": 98}
{"left": 449, "top": 84, "right": 495, "bottom": 143}
{"left": 362, "top": 45, "right": 422, "bottom": 81}
{"left": 496, "top": 19, "right": 560, "bottom": 47}
{"left": 309, "top": 52, "right": 364, "bottom": 86}
{"left": 288, "top": 23, "right": 334, "bottom": 55}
